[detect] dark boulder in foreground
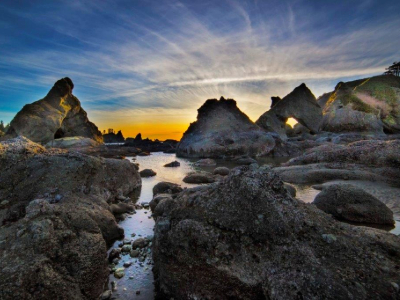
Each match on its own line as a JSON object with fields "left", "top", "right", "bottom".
{"left": 176, "top": 97, "right": 276, "bottom": 158}
{"left": 3, "top": 78, "right": 103, "bottom": 144}
{"left": 313, "top": 184, "right": 394, "bottom": 225}
{"left": 153, "top": 166, "right": 400, "bottom": 299}
{"left": 0, "top": 137, "right": 141, "bottom": 300}
{"left": 256, "top": 83, "right": 322, "bottom": 139}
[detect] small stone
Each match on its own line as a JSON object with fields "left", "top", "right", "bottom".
{"left": 123, "top": 261, "right": 133, "bottom": 268}
{"left": 130, "top": 250, "right": 140, "bottom": 258}
{"left": 136, "top": 290, "right": 141, "bottom": 295}
{"left": 112, "top": 258, "right": 119, "bottom": 265}
{"left": 129, "top": 276, "right": 134, "bottom": 279}
{"left": 111, "top": 281, "right": 117, "bottom": 291}
{"left": 99, "top": 290, "right": 112, "bottom": 300}
{"left": 391, "top": 282, "right": 399, "bottom": 292}
{"left": 322, "top": 234, "right": 337, "bottom": 244}
{"left": 121, "top": 245, "right": 132, "bottom": 252}
{"left": 0, "top": 200, "right": 10, "bottom": 208}
{"left": 114, "top": 268, "right": 125, "bottom": 279}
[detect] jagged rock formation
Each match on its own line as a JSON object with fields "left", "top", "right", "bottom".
{"left": 321, "top": 75, "right": 400, "bottom": 133}
{"left": 125, "top": 135, "right": 178, "bottom": 153}
{"left": 176, "top": 97, "right": 276, "bottom": 158}
{"left": 153, "top": 166, "right": 400, "bottom": 299}
{"left": 103, "top": 130, "right": 125, "bottom": 143}
{"left": 256, "top": 84, "right": 322, "bottom": 139}
{"left": 0, "top": 137, "right": 141, "bottom": 299}
{"left": 4, "top": 78, "right": 103, "bottom": 144}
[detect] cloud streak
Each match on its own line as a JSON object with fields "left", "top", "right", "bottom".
{"left": 0, "top": 0, "right": 399, "bottom": 138}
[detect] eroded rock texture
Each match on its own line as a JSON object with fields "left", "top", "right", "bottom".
{"left": 256, "top": 83, "right": 322, "bottom": 139}
{"left": 0, "top": 137, "right": 141, "bottom": 300}
{"left": 4, "top": 78, "right": 103, "bottom": 144}
{"left": 153, "top": 166, "right": 400, "bottom": 299}
{"left": 176, "top": 97, "right": 276, "bottom": 158}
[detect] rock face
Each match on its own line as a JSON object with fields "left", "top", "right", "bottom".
{"left": 256, "top": 84, "right": 322, "bottom": 139}
{"left": 153, "top": 166, "right": 400, "bottom": 299}
{"left": 176, "top": 97, "right": 276, "bottom": 158}
{"left": 0, "top": 137, "right": 141, "bottom": 300}
{"left": 321, "top": 75, "right": 400, "bottom": 133}
{"left": 4, "top": 78, "right": 103, "bottom": 144}
{"left": 313, "top": 184, "right": 394, "bottom": 225}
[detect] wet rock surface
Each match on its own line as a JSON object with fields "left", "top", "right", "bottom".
{"left": 313, "top": 183, "right": 394, "bottom": 225}
{"left": 0, "top": 137, "right": 141, "bottom": 300}
{"left": 140, "top": 169, "right": 157, "bottom": 178}
{"left": 153, "top": 166, "right": 400, "bottom": 300}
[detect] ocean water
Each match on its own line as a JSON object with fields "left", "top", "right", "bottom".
{"left": 108, "top": 153, "right": 399, "bottom": 299}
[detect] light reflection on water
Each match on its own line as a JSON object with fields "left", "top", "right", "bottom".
{"left": 108, "top": 153, "right": 399, "bottom": 299}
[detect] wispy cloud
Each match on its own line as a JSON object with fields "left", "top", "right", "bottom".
{"left": 0, "top": 0, "right": 399, "bottom": 138}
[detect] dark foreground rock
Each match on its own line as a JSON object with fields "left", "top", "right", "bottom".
{"left": 313, "top": 184, "right": 394, "bottom": 225}
{"left": 3, "top": 78, "right": 103, "bottom": 144}
{"left": 153, "top": 166, "right": 400, "bottom": 300}
{"left": 0, "top": 137, "right": 141, "bottom": 300}
{"left": 176, "top": 97, "right": 277, "bottom": 158}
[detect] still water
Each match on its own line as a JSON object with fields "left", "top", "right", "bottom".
{"left": 108, "top": 153, "right": 399, "bottom": 299}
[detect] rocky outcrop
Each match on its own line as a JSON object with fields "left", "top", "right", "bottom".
{"left": 0, "top": 137, "right": 141, "bottom": 300}
{"left": 153, "top": 166, "right": 400, "bottom": 299}
{"left": 274, "top": 140, "right": 400, "bottom": 185}
{"left": 313, "top": 184, "right": 394, "bottom": 225}
{"left": 256, "top": 84, "right": 322, "bottom": 139}
{"left": 4, "top": 78, "right": 103, "bottom": 144}
{"left": 125, "top": 136, "right": 178, "bottom": 153}
{"left": 321, "top": 75, "right": 400, "bottom": 133}
{"left": 103, "top": 130, "right": 125, "bottom": 143}
{"left": 177, "top": 97, "right": 276, "bottom": 158}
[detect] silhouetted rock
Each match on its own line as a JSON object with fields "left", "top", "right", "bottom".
{"left": 0, "top": 137, "right": 141, "bottom": 300}
{"left": 103, "top": 130, "right": 125, "bottom": 143}
{"left": 270, "top": 96, "right": 281, "bottom": 108}
{"left": 125, "top": 136, "right": 178, "bottom": 153}
{"left": 153, "top": 166, "right": 400, "bottom": 299}
{"left": 256, "top": 83, "right": 322, "bottom": 139}
{"left": 313, "top": 184, "right": 394, "bottom": 225}
{"left": 177, "top": 97, "right": 276, "bottom": 158}
{"left": 4, "top": 78, "right": 103, "bottom": 144}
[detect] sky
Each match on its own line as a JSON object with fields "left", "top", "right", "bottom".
{"left": 0, "top": 0, "right": 399, "bottom": 140}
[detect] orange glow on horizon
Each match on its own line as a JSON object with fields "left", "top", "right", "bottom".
{"left": 100, "top": 123, "right": 189, "bottom": 141}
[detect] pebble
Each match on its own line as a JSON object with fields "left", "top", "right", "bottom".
{"left": 391, "top": 282, "right": 399, "bottom": 292}
{"left": 114, "top": 268, "right": 125, "bottom": 279}
{"left": 99, "top": 290, "right": 112, "bottom": 300}
{"left": 123, "top": 261, "right": 133, "bottom": 268}
{"left": 322, "top": 234, "right": 337, "bottom": 244}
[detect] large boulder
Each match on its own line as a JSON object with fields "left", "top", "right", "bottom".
{"left": 0, "top": 137, "right": 141, "bottom": 299}
{"left": 153, "top": 166, "right": 400, "bottom": 299}
{"left": 321, "top": 75, "right": 400, "bottom": 133}
{"left": 4, "top": 77, "right": 103, "bottom": 144}
{"left": 176, "top": 97, "right": 276, "bottom": 158}
{"left": 256, "top": 83, "right": 322, "bottom": 139}
{"left": 313, "top": 184, "right": 394, "bottom": 225}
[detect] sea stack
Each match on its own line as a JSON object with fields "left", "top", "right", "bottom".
{"left": 4, "top": 77, "right": 103, "bottom": 144}
{"left": 176, "top": 97, "right": 276, "bottom": 158}
{"left": 256, "top": 83, "right": 322, "bottom": 139}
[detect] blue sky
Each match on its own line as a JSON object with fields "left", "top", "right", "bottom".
{"left": 0, "top": 0, "right": 399, "bottom": 138}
